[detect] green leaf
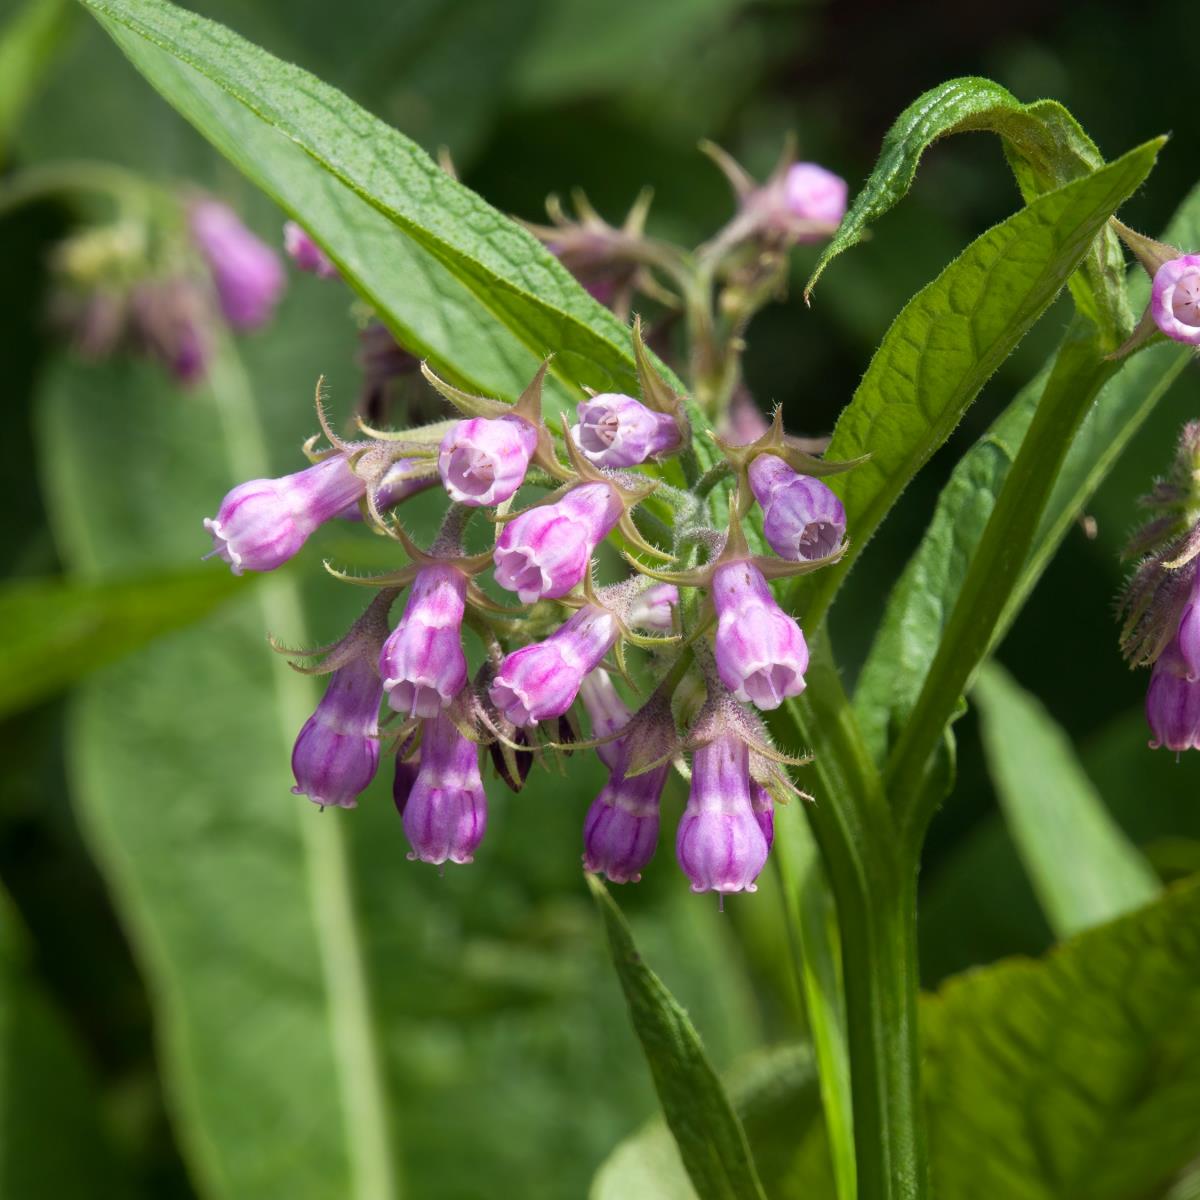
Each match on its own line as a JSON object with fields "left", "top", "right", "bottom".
{"left": 854, "top": 179, "right": 1199, "bottom": 774}
{"left": 791, "top": 138, "right": 1161, "bottom": 631}
{"left": 586, "top": 874, "right": 767, "bottom": 1200}
{"left": 924, "top": 877, "right": 1200, "bottom": 1200}
{"left": 973, "top": 661, "right": 1159, "bottom": 938}
{"left": 0, "top": 0, "right": 74, "bottom": 161}
{"left": 592, "top": 1044, "right": 828, "bottom": 1200}
{"left": 805, "top": 77, "right": 1130, "bottom": 338}
{"left": 0, "top": 886, "right": 133, "bottom": 1198}
{"left": 0, "top": 569, "right": 242, "bottom": 719}
{"left": 78, "top": 0, "right": 647, "bottom": 401}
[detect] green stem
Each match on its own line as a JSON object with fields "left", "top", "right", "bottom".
{"left": 770, "top": 632, "right": 928, "bottom": 1200}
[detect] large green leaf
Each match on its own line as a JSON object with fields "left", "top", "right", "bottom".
{"left": 78, "top": 0, "right": 648, "bottom": 401}
{"left": 587, "top": 875, "right": 767, "bottom": 1200}
{"left": 0, "top": 886, "right": 132, "bottom": 1198}
{"left": 924, "top": 877, "right": 1200, "bottom": 1200}
{"left": 973, "top": 661, "right": 1159, "bottom": 938}
{"left": 853, "top": 182, "right": 1200, "bottom": 764}
{"left": 790, "top": 139, "right": 1160, "bottom": 631}
{"left": 805, "top": 77, "right": 1130, "bottom": 338}
{"left": 0, "top": 569, "right": 242, "bottom": 719}
{"left": 37, "top": 284, "right": 755, "bottom": 1199}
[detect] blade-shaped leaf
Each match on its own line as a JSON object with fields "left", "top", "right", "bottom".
{"left": 591, "top": 1044, "right": 827, "bottom": 1200}
{"left": 854, "top": 180, "right": 1200, "bottom": 763}
{"left": 0, "top": 885, "right": 133, "bottom": 1198}
{"left": 924, "top": 877, "right": 1200, "bottom": 1200}
{"left": 0, "top": 569, "right": 242, "bottom": 719}
{"left": 586, "top": 874, "right": 767, "bottom": 1200}
{"left": 78, "top": 0, "right": 647, "bottom": 400}
{"left": 790, "top": 139, "right": 1161, "bottom": 631}
{"left": 973, "top": 661, "right": 1159, "bottom": 937}
{"left": 806, "top": 77, "right": 1130, "bottom": 337}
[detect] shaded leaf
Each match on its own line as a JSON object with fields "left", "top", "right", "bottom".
{"left": 0, "top": 0, "right": 74, "bottom": 161}
{"left": 973, "top": 660, "right": 1159, "bottom": 937}
{"left": 924, "top": 877, "right": 1200, "bottom": 1200}
{"left": 586, "top": 874, "right": 767, "bottom": 1200}
{"left": 0, "top": 569, "right": 242, "bottom": 719}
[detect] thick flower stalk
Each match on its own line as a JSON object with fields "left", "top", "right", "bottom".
{"left": 198, "top": 139, "right": 850, "bottom": 891}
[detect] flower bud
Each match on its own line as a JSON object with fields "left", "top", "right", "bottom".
{"left": 748, "top": 454, "right": 846, "bottom": 562}
{"left": 712, "top": 560, "right": 809, "bottom": 710}
{"left": 489, "top": 605, "right": 619, "bottom": 727}
{"left": 403, "top": 713, "right": 487, "bottom": 864}
{"left": 579, "top": 668, "right": 633, "bottom": 770}
{"left": 627, "top": 583, "right": 679, "bottom": 633}
{"left": 380, "top": 565, "right": 469, "bottom": 718}
{"left": 204, "top": 454, "right": 365, "bottom": 574}
{"left": 570, "top": 393, "right": 681, "bottom": 468}
{"left": 493, "top": 483, "right": 623, "bottom": 603}
{"left": 130, "top": 279, "right": 211, "bottom": 385}
{"left": 1146, "top": 639, "right": 1200, "bottom": 751}
{"left": 291, "top": 655, "right": 381, "bottom": 808}
{"left": 438, "top": 415, "right": 538, "bottom": 507}
{"left": 582, "top": 692, "right": 674, "bottom": 884}
{"left": 676, "top": 732, "right": 768, "bottom": 893}
{"left": 1152, "top": 255, "right": 1200, "bottom": 345}
{"left": 740, "top": 162, "right": 847, "bottom": 246}
{"left": 283, "top": 221, "right": 339, "bottom": 280}
{"left": 189, "top": 200, "right": 285, "bottom": 330}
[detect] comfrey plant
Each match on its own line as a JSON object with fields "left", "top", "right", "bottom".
{"left": 42, "top": 5, "right": 1200, "bottom": 1197}
{"left": 206, "top": 153, "right": 855, "bottom": 888}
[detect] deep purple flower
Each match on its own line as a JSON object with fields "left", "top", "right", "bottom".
{"left": 379, "top": 565, "right": 469, "bottom": 718}
{"left": 189, "top": 200, "right": 285, "bottom": 330}
{"left": 579, "top": 669, "right": 632, "bottom": 770}
{"left": 749, "top": 454, "right": 846, "bottom": 561}
{"left": 711, "top": 560, "right": 809, "bottom": 709}
{"left": 205, "top": 454, "right": 365, "bottom": 574}
{"left": 583, "top": 764, "right": 665, "bottom": 884}
{"left": 1152, "top": 254, "right": 1200, "bottom": 345}
{"left": 627, "top": 583, "right": 679, "bottom": 633}
{"left": 403, "top": 713, "right": 487, "bottom": 864}
{"left": 291, "top": 655, "right": 381, "bottom": 808}
{"left": 751, "top": 782, "right": 775, "bottom": 851}
{"left": 493, "top": 483, "right": 623, "bottom": 603}
{"left": 1146, "top": 638, "right": 1200, "bottom": 751}
{"left": 676, "top": 732, "right": 769, "bottom": 893}
{"left": 489, "top": 605, "right": 619, "bottom": 727}
{"left": 570, "top": 393, "right": 681, "bottom": 468}
{"left": 283, "top": 221, "right": 339, "bottom": 279}
{"left": 438, "top": 415, "right": 538, "bottom": 506}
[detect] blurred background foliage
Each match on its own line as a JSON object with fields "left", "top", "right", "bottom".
{"left": 2, "top": 0, "right": 1200, "bottom": 1196}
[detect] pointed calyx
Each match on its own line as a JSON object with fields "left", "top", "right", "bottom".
{"left": 632, "top": 316, "right": 691, "bottom": 446}
{"left": 712, "top": 406, "right": 866, "bottom": 479}
{"left": 1111, "top": 218, "right": 1179, "bottom": 279}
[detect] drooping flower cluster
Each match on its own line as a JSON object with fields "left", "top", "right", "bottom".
{"left": 201, "top": 144, "right": 853, "bottom": 895}
{"left": 1120, "top": 422, "right": 1200, "bottom": 750}
{"left": 51, "top": 195, "right": 286, "bottom": 385}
